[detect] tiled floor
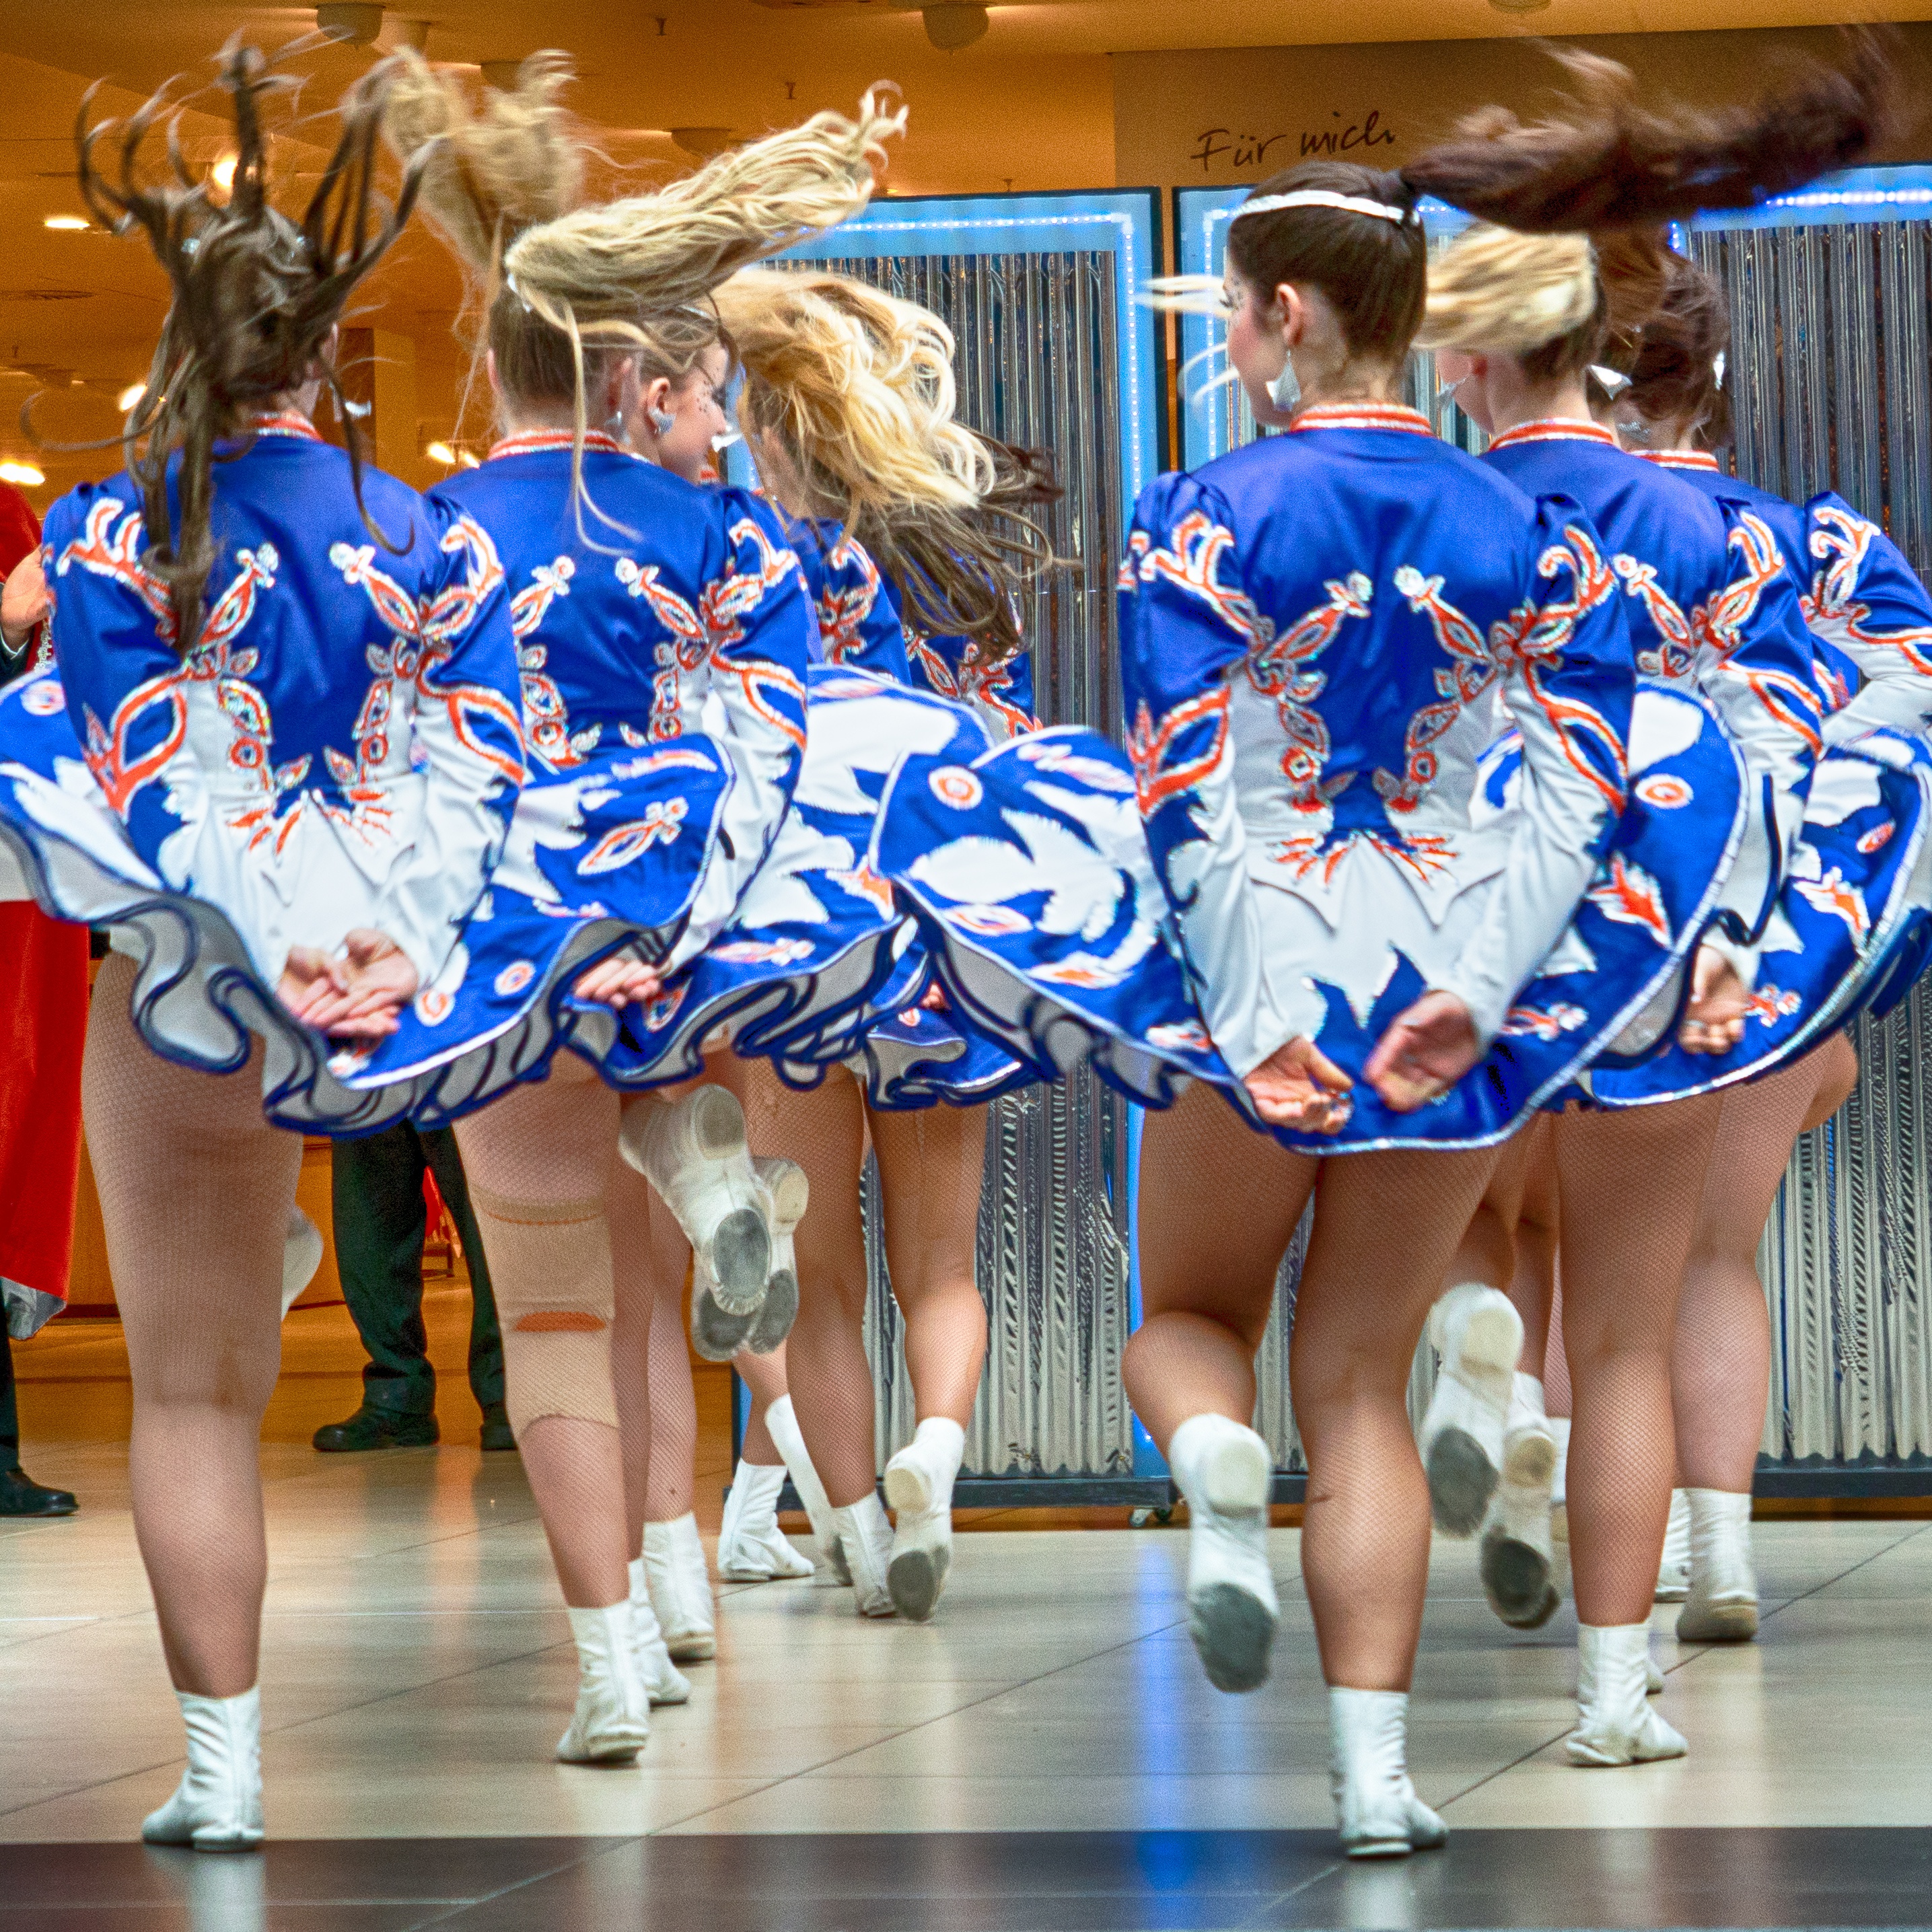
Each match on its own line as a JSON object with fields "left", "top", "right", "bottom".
{"left": 7, "top": 1301, "right": 1932, "bottom": 1926}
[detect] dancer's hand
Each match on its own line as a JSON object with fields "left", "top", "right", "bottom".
{"left": 1678, "top": 941, "right": 1747, "bottom": 1055}
{"left": 1243, "top": 1035, "right": 1353, "bottom": 1133}
{"left": 918, "top": 980, "right": 950, "bottom": 1013}
{"left": 1, "top": 552, "right": 50, "bottom": 654}
{"left": 1365, "top": 991, "right": 1481, "bottom": 1112}
{"left": 279, "top": 929, "right": 418, "bottom": 1040}
{"left": 573, "top": 955, "right": 663, "bottom": 1011}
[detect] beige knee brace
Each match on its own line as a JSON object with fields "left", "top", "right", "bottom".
{"left": 468, "top": 1184, "right": 619, "bottom": 1436}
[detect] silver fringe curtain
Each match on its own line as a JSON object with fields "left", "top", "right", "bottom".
{"left": 809, "top": 250, "right": 1139, "bottom": 1480}
{"left": 1694, "top": 220, "right": 1932, "bottom": 1465}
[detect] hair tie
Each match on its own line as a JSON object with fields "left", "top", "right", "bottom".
{"left": 1587, "top": 364, "right": 1632, "bottom": 396}
{"left": 1233, "top": 189, "right": 1416, "bottom": 227}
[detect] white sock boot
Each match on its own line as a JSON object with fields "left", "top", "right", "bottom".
{"left": 744, "top": 1158, "right": 807, "bottom": 1356}
{"left": 1169, "top": 1413, "right": 1277, "bottom": 1693}
{"left": 1676, "top": 1489, "right": 1758, "bottom": 1642}
{"left": 719, "top": 1461, "right": 816, "bottom": 1581}
{"left": 1418, "top": 1283, "right": 1522, "bottom": 1537}
{"left": 1565, "top": 1624, "right": 1687, "bottom": 1766}
{"left": 642, "top": 1514, "right": 717, "bottom": 1661}
{"left": 557, "top": 1602, "right": 651, "bottom": 1763}
{"left": 1328, "top": 1688, "right": 1447, "bottom": 1859}
{"left": 618, "top": 1086, "right": 772, "bottom": 1315}
{"left": 1655, "top": 1488, "right": 1692, "bottom": 1601}
{"left": 280, "top": 1207, "right": 325, "bottom": 1319}
{"left": 141, "top": 1688, "right": 264, "bottom": 1851}
{"left": 764, "top": 1394, "right": 847, "bottom": 1583}
{"left": 625, "top": 1557, "right": 691, "bottom": 1705}
{"left": 884, "top": 1417, "right": 965, "bottom": 1622}
{"left": 830, "top": 1493, "right": 897, "bottom": 1616}
{"left": 1480, "top": 1373, "right": 1561, "bottom": 1629}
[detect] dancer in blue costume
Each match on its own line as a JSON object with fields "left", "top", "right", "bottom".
{"left": 0, "top": 44, "right": 523, "bottom": 1851}
{"left": 1407, "top": 36, "right": 1898, "bottom": 1783}
{"left": 697, "top": 266, "right": 1054, "bottom": 1622}
{"left": 380, "top": 53, "right": 907, "bottom": 1758}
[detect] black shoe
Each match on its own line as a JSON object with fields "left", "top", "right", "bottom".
{"left": 478, "top": 1403, "right": 517, "bottom": 1453}
{"left": 312, "top": 1405, "right": 439, "bottom": 1452}
{"left": 0, "top": 1465, "right": 77, "bottom": 1517}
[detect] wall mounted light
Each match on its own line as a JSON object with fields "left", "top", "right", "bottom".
{"left": 0, "top": 461, "right": 46, "bottom": 487}
{"left": 117, "top": 383, "right": 146, "bottom": 411}
{"left": 316, "top": 3, "right": 386, "bottom": 46}
{"left": 922, "top": 3, "right": 988, "bottom": 48}
{"left": 425, "top": 440, "right": 458, "bottom": 465}
{"left": 670, "top": 127, "right": 737, "bottom": 159}
{"left": 42, "top": 216, "right": 90, "bottom": 232}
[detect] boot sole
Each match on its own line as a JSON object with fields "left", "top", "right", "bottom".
{"left": 1427, "top": 1429, "right": 1499, "bottom": 1537}
{"left": 1480, "top": 1527, "right": 1559, "bottom": 1629}
{"left": 706, "top": 1209, "right": 773, "bottom": 1315}
{"left": 1188, "top": 1581, "right": 1276, "bottom": 1693}
{"left": 1502, "top": 1429, "right": 1557, "bottom": 1487}
{"left": 1441, "top": 1299, "right": 1523, "bottom": 1377}
{"left": 1344, "top": 1838, "right": 1415, "bottom": 1861}
{"left": 691, "top": 1290, "right": 756, "bottom": 1362}
{"left": 745, "top": 1268, "right": 799, "bottom": 1355}
{"left": 1676, "top": 1600, "right": 1759, "bottom": 1643}
{"left": 664, "top": 1633, "right": 717, "bottom": 1661}
{"left": 752, "top": 1156, "right": 810, "bottom": 1225}
{"left": 887, "top": 1542, "right": 951, "bottom": 1622}
{"left": 1200, "top": 1432, "right": 1273, "bottom": 1515}
{"left": 188, "top": 1828, "right": 265, "bottom": 1853}
{"left": 558, "top": 1738, "right": 648, "bottom": 1765}
{"left": 884, "top": 1460, "right": 937, "bottom": 1518}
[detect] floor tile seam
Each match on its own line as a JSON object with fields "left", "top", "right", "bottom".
{"left": 1430, "top": 1717, "right": 1577, "bottom": 1812}
{"left": 645, "top": 1606, "right": 1204, "bottom": 1825}
{"left": 1742, "top": 1518, "right": 1932, "bottom": 1631}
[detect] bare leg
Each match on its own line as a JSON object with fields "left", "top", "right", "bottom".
{"left": 83, "top": 959, "right": 299, "bottom": 1698}
{"left": 871, "top": 1104, "right": 989, "bottom": 1426}
{"left": 455, "top": 1066, "right": 629, "bottom": 1610}
{"left": 736, "top": 1346, "right": 789, "bottom": 1463}
{"left": 607, "top": 1155, "right": 663, "bottom": 1552}
{"left": 1552, "top": 1095, "right": 1723, "bottom": 1627}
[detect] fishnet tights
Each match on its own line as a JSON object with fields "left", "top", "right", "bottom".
{"left": 455, "top": 1060, "right": 633, "bottom": 1608}
{"left": 1127, "top": 1082, "right": 1502, "bottom": 1690}
{"left": 83, "top": 956, "right": 300, "bottom": 1697}
{"left": 1548, "top": 1094, "right": 1723, "bottom": 1624}
{"left": 1675, "top": 1032, "right": 1857, "bottom": 1490}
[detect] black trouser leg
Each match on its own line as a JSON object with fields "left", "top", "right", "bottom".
{"left": 419, "top": 1128, "right": 505, "bottom": 1414}
{"left": 331, "top": 1124, "right": 436, "bottom": 1417}
{"left": 0, "top": 1328, "right": 19, "bottom": 1470}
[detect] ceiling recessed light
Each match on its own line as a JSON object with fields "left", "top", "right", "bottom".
{"left": 0, "top": 460, "right": 46, "bottom": 487}
{"left": 42, "top": 215, "right": 90, "bottom": 232}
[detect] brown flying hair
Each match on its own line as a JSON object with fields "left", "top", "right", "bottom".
{"left": 1221, "top": 30, "right": 1900, "bottom": 371}
{"left": 77, "top": 38, "right": 431, "bottom": 651}
{"left": 1622, "top": 249, "right": 1733, "bottom": 449}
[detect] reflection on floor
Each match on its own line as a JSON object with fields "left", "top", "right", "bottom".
{"left": 8, "top": 1300, "right": 1932, "bottom": 1926}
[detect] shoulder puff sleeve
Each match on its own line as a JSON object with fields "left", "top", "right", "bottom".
{"left": 1801, "top": 493, "right": 1932, "bottom": 748}
{"left": 1429, "top": 496, "right": 1635, "bottom": 1044}
{"left": 376, "top": 497, "right": 526, "bottom": 987}
{"left": 664, "top": 488, "right": 814, "bottom": 974}
{"left": 1696, "top": 499, "right": 1824, "bottom": 952}
{"left": 1119, "top": 470, "right": 1304, "bottom": 1077}
{"left": 816, "top": 532, "right": 912, "bottom": 683}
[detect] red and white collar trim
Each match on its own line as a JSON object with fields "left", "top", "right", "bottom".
{"left": 1290, "top": 402, "right": 1434, "bottom": 437}
{"left": 251, "top": 410, "right": 324, "bottom": 442}
{"left": 1487, "top": 418, "right": 1618, "bottom": 452}
{"left": 1642, "top": 449, "right": 1722, "bottom": 472}
{"left": 487, "top": 428, "right": 628, "bottom": 462}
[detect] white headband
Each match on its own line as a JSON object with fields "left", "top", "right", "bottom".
{"left": 1232, "top": 189, "right": 1417, "bottom": 227}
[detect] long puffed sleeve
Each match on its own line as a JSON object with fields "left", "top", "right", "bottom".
{"left": 1118, "top": 472, "right": 1305, "bottom": 1077}
{"left": 810, "top": 528, "right": 912, "bottom": 682}
{"left": 369, "top": 503, "right": 526, "bottom": 987}
{"left": 662, "top": 490, "right": 814, "bottom": 973}
{"left": 1801, "top": 495, "right": 1932, "bottom": 748}
{"left": 1423, "top": 499, "right": 1635, "bottom": 1044}
{"left": 1692, "top": 502, "right": 1823, "bottom": 950}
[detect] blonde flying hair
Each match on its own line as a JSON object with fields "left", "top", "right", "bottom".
{"left": 1415, "top": 226, "right": 1598, "bottom": 356}
{"left": 715, "top": 269, "right": 1052, "bottom": 660}
{"left": 382, "top": 63, "right": 904, "bottom": 528}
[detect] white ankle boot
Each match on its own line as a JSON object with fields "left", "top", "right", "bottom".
{"left": 1170, "top": 1413, "right": 1277, "bottom": 1693}
{"left": 1565, "top": 1624, "right": 1687, "bottom": 1766}
{"left": 625, "top": 1557, "right": 691, "bottom": 1704}
{"left": 280, "top": 1207, "right": 325, "bottom": 1319}
{"left": 830, "top": 1494, "right": 896, "bottom": 1616}
{"left": 719, "top": 1460, "right": 816, "bottom": 1580}
{"left": 1480, "top": 1373, "right": 1560, "bottom": 1629}
{"left": 764, "top": 1396, "right": 847, "bottom": 1583}
{"left": 744, "top": 1157, "right": 807, "bottom": 1357}
{"left": 642, "top": 1514, "right": 717, "bottom": 1661}
{"left": 1655, "top": 1487, "right": 1692, "bottom": 1602}
{"left": 1328, "top": 1688, "right": 1447, "bottom": 1859}
{"left": 1676, "top": 1488, "right": 1758, "bottom": 1641}
{"left": 884, "top": 1417, "right": 964, "bottom": 1622}
{"left": 619, "top": 1087, "right": 772, "bottom": 1315}
{"left": 1419, "top": 1283, "right": 1522, "bottom": 1537}
{"left": 557, "top": 1602, "right": 651, "bottom": 1763}
{"left": 142, "top": 1687, "right": 264, "bottom": 1851}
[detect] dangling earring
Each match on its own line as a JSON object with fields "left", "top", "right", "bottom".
{"left": 1269, "top": 357, "right": 1301, "bottom": 415}
{"left": 649, "top": 407, "right": 676, "bottom": 439}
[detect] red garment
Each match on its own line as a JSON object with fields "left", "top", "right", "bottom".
{"left": 0, "top": 485, "right": 87, "bottom": 1311}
